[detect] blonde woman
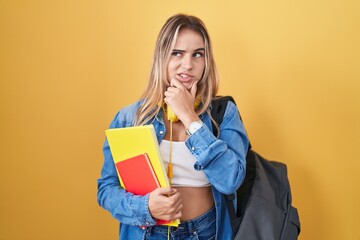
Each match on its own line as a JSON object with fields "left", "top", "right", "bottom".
{"left": 97, "top": 14, "right": 249, "bottom": 240}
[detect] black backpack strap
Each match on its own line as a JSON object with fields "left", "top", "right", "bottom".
{"left": 211, "top": 96, "right": 250, "bottom": 148}
{"left": 211, "top": 96, "right": 239, "bottom": 237}
{"left": 211, "top": 96, "right": 255, "bottom": 238}
{"left": 211, "top": 96, "right": 236, "bottom": 137}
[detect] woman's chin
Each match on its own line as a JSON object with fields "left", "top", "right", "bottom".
{"left": 183, "top": 81, "right": 196, "bottom": 90}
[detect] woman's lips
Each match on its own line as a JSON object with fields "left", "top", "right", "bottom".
{"left": 177, "top": 73, "right": 193, "bottom": 82}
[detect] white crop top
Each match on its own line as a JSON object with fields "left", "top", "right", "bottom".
{"left": 160, "top": 140, "right": 210, "bottom": 187}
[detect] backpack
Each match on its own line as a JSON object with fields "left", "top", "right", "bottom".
{"left": 211, "top": 96, "right": 301, "bottom": 240}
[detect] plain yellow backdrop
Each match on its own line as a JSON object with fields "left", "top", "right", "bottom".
{"left": 0, "top": 1, "right": 359, "bottom": 240}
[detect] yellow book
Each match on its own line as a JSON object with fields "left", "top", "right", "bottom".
{"left": 105, "top": 125, "right": 180, "bottom": 227}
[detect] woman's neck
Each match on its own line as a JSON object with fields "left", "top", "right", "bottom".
{"left": 163, "top": 116, "right": 189, "bottom": 142}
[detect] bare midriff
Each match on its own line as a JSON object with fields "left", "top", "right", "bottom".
{"left": 174, "top": 186, "right": 214, "bottom": 221}
{"left": 163, "top": 119, "right": 215, "bottom": 221}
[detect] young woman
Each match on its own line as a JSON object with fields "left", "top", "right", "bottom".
{"left": 97, "top": 14, "right": 249, "bottom": 240}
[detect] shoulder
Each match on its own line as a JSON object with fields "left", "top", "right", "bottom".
{"left": 211, "top": 96, "right": 239, "bottom": 118}
{"left": 118, "top": 99, "right": 144, "bottom": 115}
{"left": 213, "top": 96, "right": 244, "bottom": 127}
{"left": 109, "top": 99, "right": 145, "bottom": 128}
{"left": 224, "top": 100, "right": 238, "bottom": 116}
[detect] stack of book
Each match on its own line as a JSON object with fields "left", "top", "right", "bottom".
{"left": 106, "top": 125, "right": 179, "bottom": 227}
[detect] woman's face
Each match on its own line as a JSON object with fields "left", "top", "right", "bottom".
{"left": 167, "top": 28, "right": 205, "bottom": 90}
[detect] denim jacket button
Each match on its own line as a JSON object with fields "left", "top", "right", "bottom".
{"left": 159, "top": 130, "right": 164, "bottom": 135}
{"left": 191, "top": 146, "right": 195, "bottom": 151}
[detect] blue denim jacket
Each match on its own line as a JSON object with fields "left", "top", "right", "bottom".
{"left": 97, "top": 99, "right": 249, "bottom": 240}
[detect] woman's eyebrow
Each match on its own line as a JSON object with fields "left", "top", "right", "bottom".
{"left": 172, "top": 49, "right": 185, "bottom": 52}
{"left": 172, "top": 48, "right": 205, "bottom": 52}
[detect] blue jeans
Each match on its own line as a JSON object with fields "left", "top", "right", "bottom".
{"left": 144, "top": 206, "right": 216, "bottom": 240}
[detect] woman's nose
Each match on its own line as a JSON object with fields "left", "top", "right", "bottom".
{"left": 181, "top": 55, "right": 193, "bottom": 70}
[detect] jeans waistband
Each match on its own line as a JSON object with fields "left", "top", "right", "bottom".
{"left": 146, "top": 205, "right": 216, "bottom": 236}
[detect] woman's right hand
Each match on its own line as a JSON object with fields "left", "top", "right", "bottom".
{"left": 164, "top": 78, "right": 199, "bottom": 127}
{"left": 148, "top": 187, "right": 183, "bottom": 221}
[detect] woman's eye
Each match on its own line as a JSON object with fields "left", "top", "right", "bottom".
{"left": 193, "top": 52, "right": 204, "bottom": 58}
{"left": 171, "top": 51, "right": 182, "bottom": 57}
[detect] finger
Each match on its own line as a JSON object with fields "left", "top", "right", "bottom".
{"left": 170, "top": 78, "right": 184, "bottom": 89}
{"left": 173, "top": 203, "right": 183, "bottom": 213}
{"left": 165, "top": 87, "right": 178, "bottom": 94}
{"left": 168, "top": 193, "right": 182, "bottom": 208}
{"left": 164, "top": 90, "right": 172, "bottom": 97}
{"left": 172, "top": 211, "right": 182, "bottom": 220}
{"left": 174, "top": 202, "right": 184, "bottom": 213}
{"left": 169, "top": 191, "right": 181, "bottom": 201}
{"left": 190, "top": 80, "right": 198, "bottom": 99}
{"left": 166, "top": 205, "right": 182, "bottom": 221}
{"left": 164, "top": 88, "right": 179, "bottom": 101}
{"left": 156, "top": 187, "right": 175, "bottom": 196}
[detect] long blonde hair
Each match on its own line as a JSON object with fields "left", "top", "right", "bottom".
{"left": 135, "top": 14, "right": 219, "bottom": 126}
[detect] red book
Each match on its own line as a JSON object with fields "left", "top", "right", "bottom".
{"left": 115, "top": 153, "right": 170, "bottom": 225}
{"left": 115, "top": 153, "right": 160, "bottom": 195}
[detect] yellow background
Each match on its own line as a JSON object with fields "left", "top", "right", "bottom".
{"left": 1, "top": 1, "right": 359, "bottom": 240}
